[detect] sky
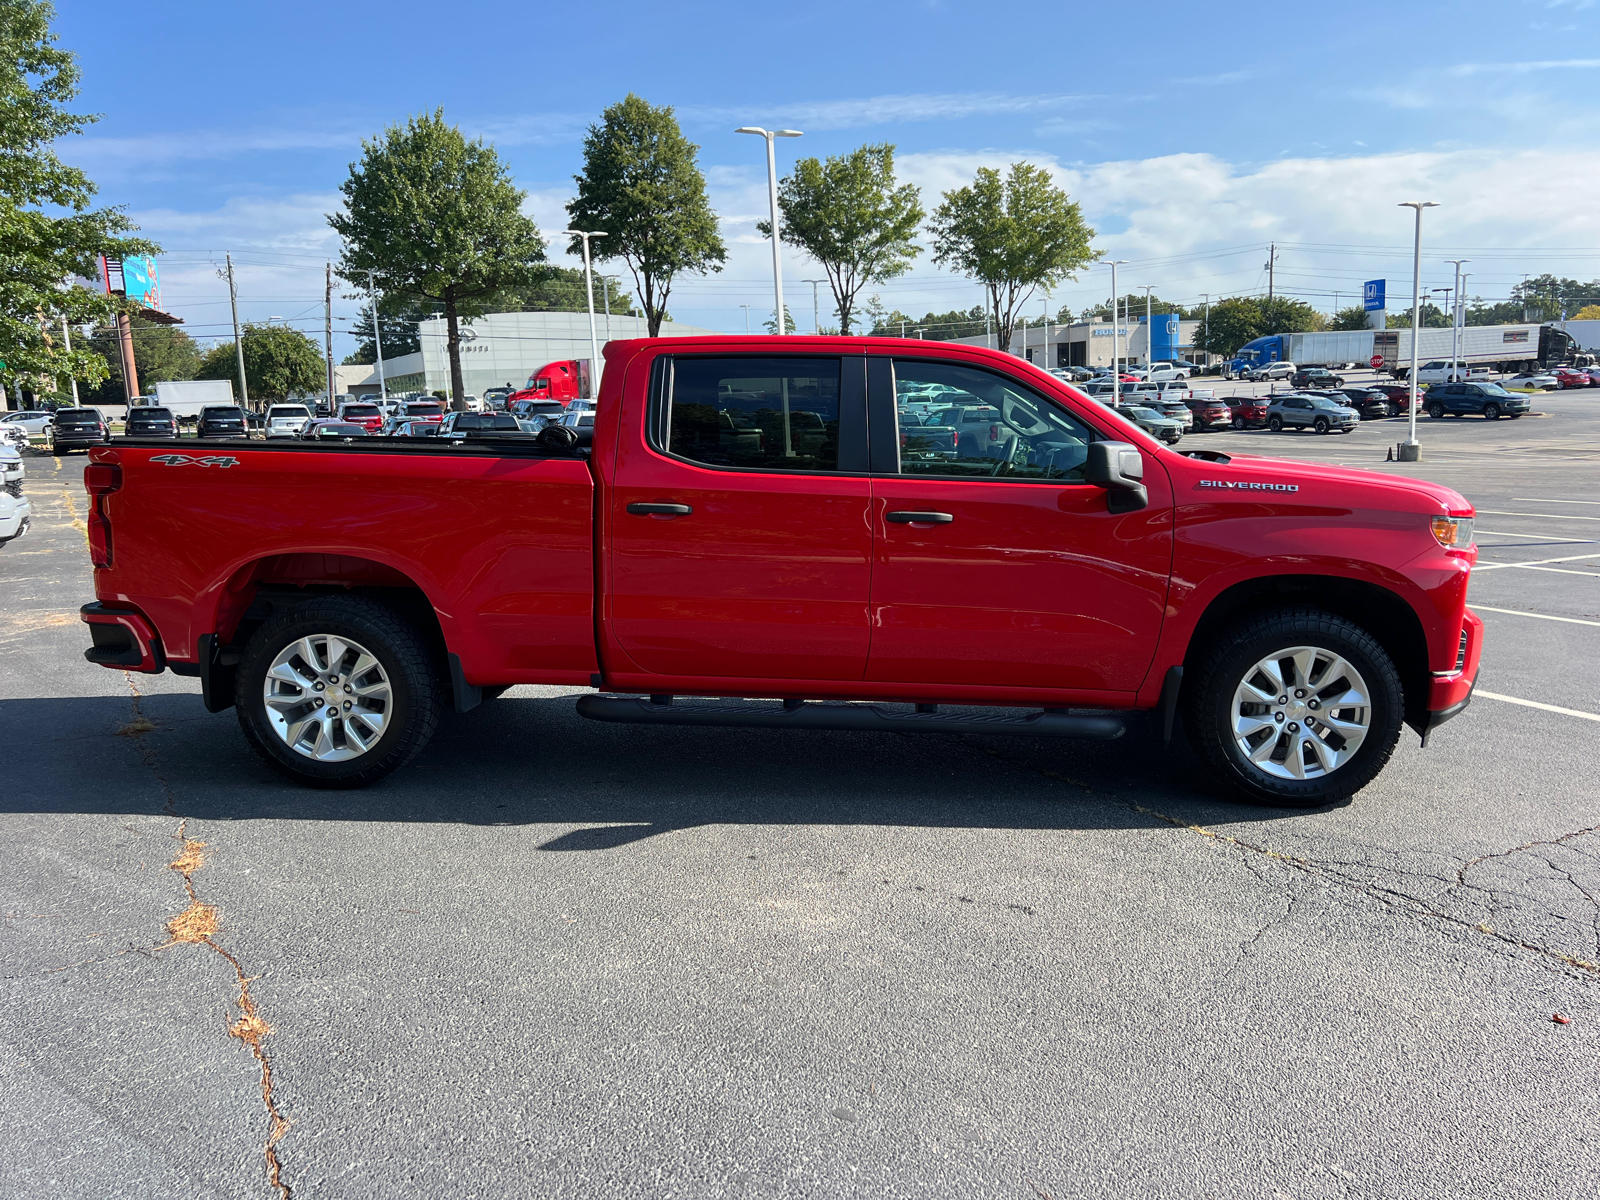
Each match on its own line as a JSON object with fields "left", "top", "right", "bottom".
{"left": 50, "top": 0, "right": 1600, "bottom": 358}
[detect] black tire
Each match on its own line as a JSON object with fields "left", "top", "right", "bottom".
{"left": 1232, "top": 415, "right": 1246, "bottom": 430}
{"left": 1184, "top": 608, "right": 1405, "bottom": 807}
{"left": 1484, "top": 403, "right": 1501, "bottom": 420}
{"left": 234, "top": 594, "right": 443, "bottom": 788}
{"left": 1428, "top": 402, "right": 1445, "bottom": 419}
{"left": 1267, "top": 416, "right": 1282, "bottom": 432}
{"left": 1313, "top": 417, "right": 1330, "bottom": 434}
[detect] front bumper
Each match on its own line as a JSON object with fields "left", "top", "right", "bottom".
{"left": 1421, "top": 608, "right": 1483, "bottom": 743}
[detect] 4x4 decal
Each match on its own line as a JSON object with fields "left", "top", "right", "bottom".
{"left": 149, "top": 453, "right": 241, "bottom": 468}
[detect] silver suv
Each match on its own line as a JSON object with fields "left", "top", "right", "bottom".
{"left": 1265, "top": 393, "right": 1360, "bottom": 434}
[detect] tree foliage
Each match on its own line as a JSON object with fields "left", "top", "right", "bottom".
{"left": 1329, "top": 304, "right": 1373, "bottom": 331}
{"left": 929, "top": 164, "right": 1096, "bottom": 352}
{"left": 330, "top": 109, "right": 546, "bottom": 407}
{"left": 1081, "top": 293, "right": 1187, "bottom": 322}
{"left": 1191, "top": 295, "right": 1324, "bottom": 357}
{"left": 868, "top": 304, "right": 989, "bottom": 340}
{"left": 344, "top": 297, "right": 428, "bottom": 364}
{"left": 1571, "top": 304, "right": 1600, "bottom": 321}
{"left": 568, "top": 94, "right": 725, "bottom": 337}
{"left": 1387, "top": 301, "right": 1450, "bottom": 329}
{"left": 80, "top": 316, "right": 200, "bottom": 404}
{"left": 196, "top": 323, "right": 324, "bottom": 401}
{"left": 495, "top": 265, "right": 638, "bottom": 318}
{"left": 0, "top": 0, "right": 157, "bottom": 401}
{"left": 760, "top": 143, "right": 922, "bottom": 336}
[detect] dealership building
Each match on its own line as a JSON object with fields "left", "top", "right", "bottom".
{"left": 337, "top": 311, "right": 716, "bottom": 398}
{"left": 948, "top": 314, "right": 1204, "bottom": 369}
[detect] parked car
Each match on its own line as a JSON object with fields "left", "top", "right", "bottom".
{"left": 124, "top": 406, "right": 179, "bottom": 439}
{"left": 438, "top": 411, "right": 527, "bottom": 437}
{"left": 1410, "top": 361, "right": 1474, "bottom": 386}
{"left": 1219, "top": 397, "right": 1265, "bottom": 429}
{"left": 337, "top": 401, "right": 387, "bottom": 432}
{"left": 1334, "top": 388, "right": 1395, "bottom": 420}
{"left": 1143, "top": 397, "right": 1194, "bottom": 430}
{"left": 0, "top": 464, "right": 30, "bottom": 550}
{"left": 1292, "top": 366, "right": 1347, "bottom": 389}
{"left": 1265, "top": 394, "right": 1360, "bottom": 434}
{"left": 1142, "top": 363, "right": 1189, "bottom": 384}
{"left": 301, "top": 420, "right": 370, "bottom": 440}
{"left": 1422, "top": 382, "right": 1530, "bottom": 420}
{"left": 389, "top": 420, "right": 440, "bottom": 438}
{"left": 1504, "top": 372, "right": 1559, "bottom": 391}
{"left": 265, "top": 405, "right": 313, "bottom": 439}
{"left": 1116, "top": 404, "right": 1184, "bottom": 444}
{"left": 0, "top": 423, "right": 30, "bottom": 450}
{"left": 49, "top": 407, "right": 110, "bottom": 452}
{"left": 399, "top": 400, "right": 446, "bottom": 426}
{"left": 1551, "top": 367, "right": 1593, "bottom": 389}
{"left": 482, "top": 387, "right": 515, "bottom": 411}
{"left": 1184, "top": 395, "right": 1234, "bottom": 431}
{"left": 1048, "top": 366, "right": 1096, "bottom": 382}
{"left": 1, "top": 442, "right": 24, "bottom": 494}
{"left": 1249, "top": 361, "right": 1297, "bottom": 382}
{"left": 1581, "top": 367, "right": 1600, "bottom": 386}
{"left": 0, "top": 410, "right": 54, "bottom": 440}
{"left": 196, "top": 405, "right": 248, "bottom": 439}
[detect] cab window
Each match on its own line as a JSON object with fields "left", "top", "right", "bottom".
{"left": 890, "top": 360, "right": 1095, "bottom": 482}
{"left": 662, "top": 356, "right": 841, "bottom": 472}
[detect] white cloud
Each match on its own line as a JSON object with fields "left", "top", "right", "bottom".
{"left": 679, "top": 91, "right": 1107, "bottom": 132}
{"left": 1448, "top": 57, "right": 1600, "bottom": 75}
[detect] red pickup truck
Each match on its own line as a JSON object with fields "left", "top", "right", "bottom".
{"left": 79, "top": 338, "right": 1481, "bottom": 806}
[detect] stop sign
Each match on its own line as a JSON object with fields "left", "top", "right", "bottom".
{"left": 1369, "top": 354, "right": 1384, "bottom": 370}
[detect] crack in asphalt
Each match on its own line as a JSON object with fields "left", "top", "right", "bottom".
{"left": 952, "top": 737, "right": 1600, "bottom": 982}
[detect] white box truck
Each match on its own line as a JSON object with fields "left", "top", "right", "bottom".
{"left": 1372, "top": 325, "right": 1551, "bottom": 377}
{"left": 142, "top": 379, "right": 236, "bottom": 421}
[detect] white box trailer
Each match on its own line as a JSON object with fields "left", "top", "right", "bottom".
{"left": 1281, "top": 330, "right": 1377, "bottom": 368}
{"left": 144, "top": 379, "right": 236, "bottom": 421}
{"left": 1372, "top": 324, "right": 1545, "bottom": 376}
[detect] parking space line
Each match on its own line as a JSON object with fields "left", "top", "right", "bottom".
{"left": 1477, "top": 691, "right": 1600, "bottom": 723}
{"left": 1473, "top": 606, "right": 1600, "bottom": 627}
{"left": 1511, "top": 498, "right": 1600, "bottom": 506}
{"left": 1516, "top": 565, "right": 1600, "bottom": 578}
{"left": 1476, "top": 530, "right": 1595, "bottom": 542}
{"left": 1474, "top": 552, "right": 1600, "bottom": 571}
{"left": 1476, "top": 510, "right": 1600, "bottom": 522}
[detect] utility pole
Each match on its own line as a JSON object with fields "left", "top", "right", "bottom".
{"left": 1043, "top": 293, "right": 1050, "bottom": 368}
{"left": 324, "top": 263, "right": 334, "bottom": 405}
{"left": 801, "top": 279, "right": 825, "bottom": 333}
{"left": 365, "top": 270, "right": 387, "bottom": 401}
{"left": 225, "top": 253, "right": 248, "bottom": 407}
{"left": 601, "top": 275, "right": 612, "bottom": 342}
{"left": 1446, "top": 259, "right": 1469, "bottom": 381}
{"left": 1265, "top": 243, "right": 1278, "bottom": 301}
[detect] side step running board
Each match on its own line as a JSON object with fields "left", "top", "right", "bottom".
{"left": 575, "top": 695, "right": 1125, "bottom": 740}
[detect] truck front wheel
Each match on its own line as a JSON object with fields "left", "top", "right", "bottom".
{"left": 235, "top": 595, "right": 443, "bottom": 788}
{"left": 1185, "top": 608, "right": 1404, "bottom": 807}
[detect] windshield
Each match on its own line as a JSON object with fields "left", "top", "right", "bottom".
{"left": 1123, "top": 406, "right": 1161, "bottom": 420}
{"left": 1476, "top": 383, "right": 1514, "bottom": 397}
{"left": 343, "top": 405, "right": 380, "bottom": 416}
{"left": 405, "top": 403, "right": 443, "bottom": 415}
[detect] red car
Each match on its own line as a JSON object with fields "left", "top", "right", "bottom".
{"left": 1551, "top": 368, "right": 1592, "bottom": 389}
{"left": 1185, "top": 396, "right": 1233, "bottom": 431}
{"left": 1224, "top": 397, "right": 1270, "bottom": 428}
{"left": 81, "top": 337, "right": 1481, "bottom": 808}
{"left": 1369, "top": 383, "right": 1414, "bottom": 413}
{"left": 335, "top": 401, "right": 386, "bottom": 432}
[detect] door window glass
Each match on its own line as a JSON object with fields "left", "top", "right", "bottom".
{"left": 891, "top": 360, "right": 1095, "bottom": 481}
{"left": 665, "top": 357, "right": 840, "bottom": 472}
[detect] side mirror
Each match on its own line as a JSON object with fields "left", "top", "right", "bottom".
{"left": 1085, "top": 441, "right": 1149, "bottom": 514}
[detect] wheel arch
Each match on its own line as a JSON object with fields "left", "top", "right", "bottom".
{"left": 1181, "top": 574, "right": 1431, "bottom": 734}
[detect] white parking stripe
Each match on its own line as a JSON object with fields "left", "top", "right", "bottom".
{"left": 1474, "top": 552, "right": 1600, "bottom": 571}
{"left": 1477, "top": 691, "right": 1600, "bottom": 723}
{"left": 1476, "top": 510, "right": 1600, "bottom": 522}
{"left": 1511, "top": 498, "right": 1600, "bottom": 505}
{"left": 1517, "top": 565, "right": 1600, "bottom": 578}
{"left": 1473, "top": 606, "right": 1600, "bottom": 627}
{"left": 1476, "top": 530, "right": 1595, "bottom": 542}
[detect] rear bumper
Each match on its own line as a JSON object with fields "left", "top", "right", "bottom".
{"left": 81, "top": 602, "right": 166, "bottom": 673}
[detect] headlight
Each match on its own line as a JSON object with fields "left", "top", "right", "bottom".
{"left": 1430, "top": 515, "right": 1474, "bottom": 548}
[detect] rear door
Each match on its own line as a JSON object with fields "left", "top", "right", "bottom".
{"left": 862, "top": 356, "right": 1172, "bottom": 695}
{"left": 607, "top": 353, "right": 873, "bottom": 682}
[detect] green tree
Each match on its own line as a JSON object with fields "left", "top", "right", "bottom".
{"left": 929, "top": 163, "right": 1097, "bottom": 352}
{"left": 760, "top": 143, "right": 922, "bottom": 336}
{"left": 1191, "top": 297, "right": 1262, "bottom": 358}
{"left": 0, "top": 0, "right": 157, "bottom": 402}
{"left": 567, "top": 94, "right": 726, "bottom": 337}
{"left": 1258, "top": 296, "right": 1325, "bottom": 334}
{"left": 1387, "top": 301, "right": 1450, "bottom": 329}
{"left": 80, "top": 316, "right": 200, "bottom": 404}
{"left": 762, "top": 305, "right": 797, "bottom": 335}
{"left": 330, "top": 109, "right": 546, "bottom": 408}
{"left": 870, "top": 305, "right": 988, "bottom": 341}
{"left": 343, "top": 297, "right": 429, "bottom": 365}
{"left": 1572, "top": 304, "right": 1600, "bottom": 321}
{"left": 1082, "top": 293, "right": 1185, "bottom": 322}
{"left": 1329, "top": 304, "right": 1372, "bottom": 331}
{"left": 494, "top": 266, "right": 638, "bottom": 317}
{"left": 196, "top": 323, "right": 324, "bottom": 402}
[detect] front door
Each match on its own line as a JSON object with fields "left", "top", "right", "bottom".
{"left": 607, "top": 353, "right": 873, "bottom": 682}
{"left": 864, "top": 357, "right": 1173, "bottom": 695}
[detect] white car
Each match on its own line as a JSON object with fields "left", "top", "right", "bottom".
{"left": 0, "top": 410, "right": 54, "bottom": 439}
{"left": 0, "top": 444, "right": 28, "bottom": 549}
{"left": 0, "top": 424, "right": 28, "bottom": 451}
{"left": 0, "top": 443, "right": 24, "bottom": 491}
{"left": 265, "top": 404, "right": 313, "bottom": 439}
{"left": 1505, "top": 372, "right": 1559, "bottom": 391}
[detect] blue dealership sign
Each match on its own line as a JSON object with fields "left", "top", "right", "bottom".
{"left": 1146, "top": 314, "right": 1181, "bottom": 360}
{"left": 1363, "top": 279, "right": 1385, "bottom": 312}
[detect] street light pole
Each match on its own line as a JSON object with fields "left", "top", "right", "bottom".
{"left": 1200, "top": 293, "right": 1210, "bottom": 368}
{"left": 1141, "top": 285, "right": 1156, "bottom": 367}
{"left": 801, "top": 279, "right": 826, "bottom": 334}
{"left": 735, "top": 126, "right": 803, "bottom": 336}
{"left": 1107, "top": 260, "right": 1129, "bottom": 385}
{"left": 740, "top": 304, "right": 751, "bottom": 335}
{"left": 1398, "top": 201, "right": 1438, "bottom": 458}
{"left": 563, "top": 229, "right": 608, "bottom": 397}
{"left": 1446, "top": 258, "right": 1469, "bottom": 380}
{"left": 365, "top": 269, "right": 386, "bottom": 402}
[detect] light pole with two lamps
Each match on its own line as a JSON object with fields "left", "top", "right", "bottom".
{"left": 562, "top": 229, "right": 608, "bottom": 397}
{"left": 1105, "top": 260, "right": 1129, "bottom": 384}
{"left": 1398, "top": 200, "right": 1438, "bottom": 460}
{"left": 735, "top": 126, "right": 803, "bottom": 336}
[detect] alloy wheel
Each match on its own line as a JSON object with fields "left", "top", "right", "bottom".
{"left": 262, "top": 634, "right": 392, "bottom": 761}
{"left": 1230, "top": 645, "right": 1371, "bottom": 781}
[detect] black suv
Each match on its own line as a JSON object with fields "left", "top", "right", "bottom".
{"left": 1423, "top": 382, "right": 1530, "bottom": 420}
{"left": 196, "top": 405, "right": 248, "bottom": 438}
{"left": 124, "top": 406, "right": 178, "bottom": 439}
{"left": 49, "top": 408, "right": 110, "bottom": 452}
{"left": 1291, "top": 366, "right": 1346, "bottom": 388}
{"left": 1336, "top": 388, "right": 1395, "bottom": 420}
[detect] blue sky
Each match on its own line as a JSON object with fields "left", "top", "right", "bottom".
{"left": 54, "top": 0, "right": 1600, "bottom": 355}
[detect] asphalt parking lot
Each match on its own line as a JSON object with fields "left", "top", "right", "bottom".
{"left": 3, "top": 395, "right": 1598, "bottom": 1200}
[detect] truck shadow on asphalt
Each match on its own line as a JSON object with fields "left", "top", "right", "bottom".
{"left": 6, "top": 692, "right": 1338, "bottom": 847}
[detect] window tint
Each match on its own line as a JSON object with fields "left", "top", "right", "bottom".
{"left": 665, "top": 356, "right": 840, "bottom": 472}
{"left": 891, "top": 360, "right": 1095, "bottom": 482}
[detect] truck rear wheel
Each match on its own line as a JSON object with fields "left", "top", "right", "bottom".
{"left": 1184, "top": 608, "right": 1404, "bottom": 807}
{"left": 235, "top": 595, "right": 443, "bottom": 788}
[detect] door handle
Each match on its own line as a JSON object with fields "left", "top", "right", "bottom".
{"left": 626, "top": 502, "right": 692, "bottom": 516}
{"left": 885, "top": 510, "right": 954, "bottom": 524}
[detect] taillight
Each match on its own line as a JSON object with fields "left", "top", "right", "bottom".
{"left": 989, "top": 424, "right": 1000, "bottom": 442}
{"left": 84, "top": 461, "right": 122, "bottom": 568}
